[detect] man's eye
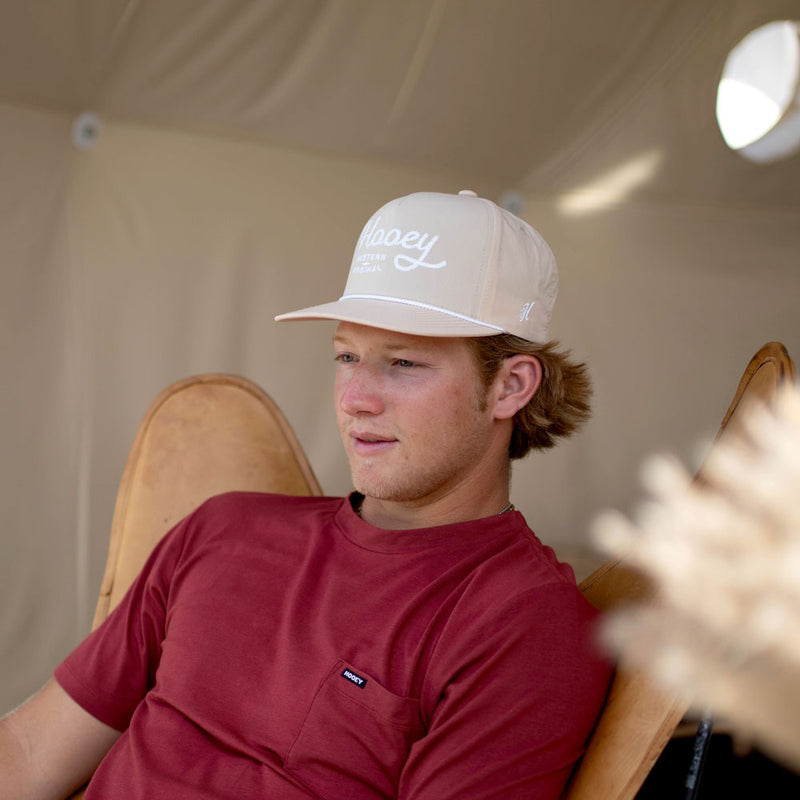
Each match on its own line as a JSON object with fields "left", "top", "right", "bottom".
{"left": 335, "top": 353, "right": 357, "bottom": 364}
{"left": 395, "top": 359, "right": 416, "bottom": 368}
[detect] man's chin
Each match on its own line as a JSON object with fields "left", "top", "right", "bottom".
{"left": 352, "top": 473, "right": 397, "bottom": 502}
{"left": 353, "top": 482, "right": 422, "bottom": 505}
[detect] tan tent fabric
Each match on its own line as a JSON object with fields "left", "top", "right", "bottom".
{"left": 1, "top": 1, "right": 799, "bottom": 716}
{"left": 1, "top": 1, "right": 799, "bottom": 205}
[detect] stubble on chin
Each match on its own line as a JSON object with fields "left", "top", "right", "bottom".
{"left": 347, "top": 454, "right": 416, "bottom": 504}
{"left": 348, "top": 454, "right": 463, "bottom": 506}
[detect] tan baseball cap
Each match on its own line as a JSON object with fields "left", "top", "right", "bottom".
{"left": 275, "top": 190, "right": 558, "bottom": 342}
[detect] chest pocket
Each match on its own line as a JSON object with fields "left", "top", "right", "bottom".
{"left": 285, "top": 659, "right": 424, "bottom": 799}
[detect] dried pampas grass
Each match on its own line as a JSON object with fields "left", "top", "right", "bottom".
{"left": 593, "top": 383, "right": 800, "bottom": 771}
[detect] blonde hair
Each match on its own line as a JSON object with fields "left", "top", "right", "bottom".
{"left": 467, "top": 334, "right": 592, "bottom": 459}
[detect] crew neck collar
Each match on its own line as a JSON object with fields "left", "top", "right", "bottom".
{"left": 336, "top": 492, "right": 524, "bottom": 553}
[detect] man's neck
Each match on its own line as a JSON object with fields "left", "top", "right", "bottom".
{"left": 355, "top": 482, "right": 513, "bottom": 530}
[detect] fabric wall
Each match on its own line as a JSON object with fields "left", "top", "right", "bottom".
{"left": 2, "top": 99, "right": 799, "bottom": 713}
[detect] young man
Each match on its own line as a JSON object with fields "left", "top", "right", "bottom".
{"left": 0, "top": 190, "right": 610, "bottom": 799}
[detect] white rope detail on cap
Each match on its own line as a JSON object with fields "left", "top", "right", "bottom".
{"left": 339, "top": 294, "right": 504, "bottom": 331}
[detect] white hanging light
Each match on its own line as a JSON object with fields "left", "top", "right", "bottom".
{"left": 716, "top": 21, "right": 800, "bottom": 163}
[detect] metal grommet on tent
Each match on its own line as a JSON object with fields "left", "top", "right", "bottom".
{"left": 72, "top": 111, "right": 101, "bottom": 150}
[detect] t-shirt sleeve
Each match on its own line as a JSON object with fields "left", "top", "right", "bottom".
{"left": 54, "top": 513, "right": 192, "bottom": 732}
{"left": 398, "top": 583, "right": 612, "bottom": 800}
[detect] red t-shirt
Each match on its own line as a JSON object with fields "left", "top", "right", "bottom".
{"left": 56, "top": 492, "right": 611, "bottom": 799}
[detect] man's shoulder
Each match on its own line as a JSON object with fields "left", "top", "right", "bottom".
{"left": 460, "top": 516, "right": 600, "bottom": 627}
{"left": 490, "top": 513, "right": 580, "bottom": 589}
{"left": 170, "top": 492, "right": 345, "bottom": 554}
{"left": 197, "top": 490, "right": 341, "bottom": 520}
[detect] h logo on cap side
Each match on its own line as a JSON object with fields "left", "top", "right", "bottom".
{"left": 520, "top": 301, "right": 535, "bottom": 322}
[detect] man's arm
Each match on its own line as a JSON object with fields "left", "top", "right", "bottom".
{"left": 0, "top": 679, "right": 121, "bottom": 800}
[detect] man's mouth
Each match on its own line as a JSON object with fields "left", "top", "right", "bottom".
{"left": 350, "top": 432, "right": 397, "bottom": 454}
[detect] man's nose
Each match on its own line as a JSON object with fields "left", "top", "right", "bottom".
{"left": 338, "top": 365, "right": 384, "bottom": 416}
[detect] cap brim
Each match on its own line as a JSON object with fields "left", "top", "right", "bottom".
{"left": 275, "top": 296, "right": 503, "bottom": 338}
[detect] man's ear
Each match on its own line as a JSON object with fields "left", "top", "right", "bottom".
{"left": 492, "top": 355, "right": 542, "bottom": 420}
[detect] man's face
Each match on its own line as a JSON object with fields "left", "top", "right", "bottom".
{"left": 333, "top": 322, "right": 502, "bottom": 512}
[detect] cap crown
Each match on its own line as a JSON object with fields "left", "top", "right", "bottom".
{"left": 276, "top": 191, "right": 558, "bottom": 342}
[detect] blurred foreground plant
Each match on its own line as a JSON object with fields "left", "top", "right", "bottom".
{"left": 593, "top": 383, "right": 800, "bottom": 771}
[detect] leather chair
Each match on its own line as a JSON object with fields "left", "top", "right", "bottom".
{"left": 90, "top": 374, "right": 322, "bottom": 629}
{"left": 565, "top": 341, "right": 796, "bottom": 799}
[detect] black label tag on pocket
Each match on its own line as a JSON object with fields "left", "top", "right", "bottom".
{"left": 341, "top": 668, "right": 368, "bottom": 689}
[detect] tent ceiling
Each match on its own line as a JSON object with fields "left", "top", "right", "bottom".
{"left": 1, "top": 0, "right": 799, "bottom": 209}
